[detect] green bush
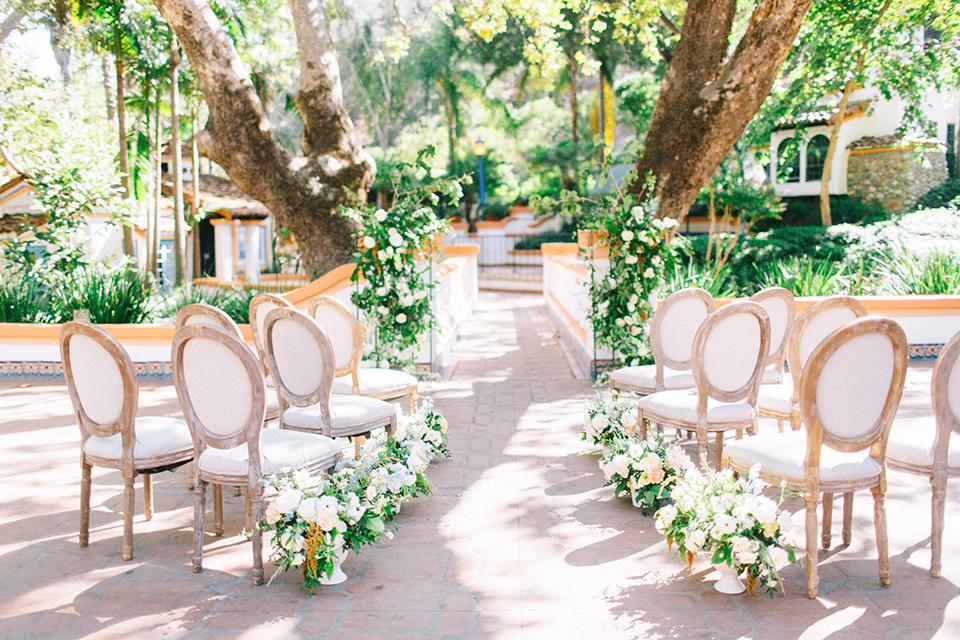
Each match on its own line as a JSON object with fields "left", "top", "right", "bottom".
{"left": 878, "top": 248, "right": 960, "bottom": 295}
{"left": 913, "top": 179, "right": 960, "bottom": 211}
{"left": 51, "top": 266, "right": 155, "bottom": 324}
{"left": 748, "top": 257, "right": 846, "bottom": 297}
{"left": 157, "top": 285, "right": 260, "bottom": 325}
{"left": 755, "top": 195, "right": 887, "bottom": 228}
{"left": 660, "top": 261, "right": 740, "bottom": 298}
{"left": 512, "top": 232, "right": 575, "bottom": 250}
{"left": 0, "top": 275, "right": 55, "bottom": 323}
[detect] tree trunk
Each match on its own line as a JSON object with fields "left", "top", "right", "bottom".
{"left": 191, "top": 103, "right": 202, "bottom": 279}
{"left": 567, "top": 47, "right": 578, "bottom": 147}
{"left": 50, "top": 0, "right": 71, "bottom": 85}
{"left": 170, "top": 37, "right": 187, "bottom": 286}
{"left": 145, "top": 99, "right": 155, "bottom": 276}
{"left": 0, "top": 11, "right": 24, "bottom": 45}
{"left": 151, "top": 0, "right": 374, "bottom": 277}
{"left": 113, "top": 6, "right": 136, "bottom": 259}
{"left": 819, "top": 79, "right": 855, "bottom": 226}
{"left": 151, "top": 81, "right": 162, "bottom": 278}
{"left": 628, "top": 0, "right": 816, "bottom": 223}
{"left": 102, "top": 56, "right": 116, "bottom": 123}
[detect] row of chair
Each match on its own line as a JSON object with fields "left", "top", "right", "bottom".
{"left": 61, "top": 293, "right": 415, "bottom": 584}
{"left": 607, "top": 287, "right": 959, "bottom": 598}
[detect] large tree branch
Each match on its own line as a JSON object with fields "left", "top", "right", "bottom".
{"left": 631, "top": 0, "right": 815, "bottom": 222}
{"left": 0, "top": 10, "right": 24, "bottom": 45}
{"left": 151, "top": 0, "right": 374, "bottom": 275}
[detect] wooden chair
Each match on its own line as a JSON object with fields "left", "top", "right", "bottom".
{"left": 723, "top": 316, "right": 908, "bottom": 598}
{"left": 637, "top": 300, "right": 771, "bottom": 465}
{"left": 758, "top": 295, "right": 867, "bottom": 432}
{"left": 264, "top": 307, "right": 397, "bottom": 451}
{"left": 309, "top": 295, "right": 418, "bottom": 408}
{"left": 176, "top": 303, "right": 281, "bottom": 423}
{"left": 749, "top": 287, "right": 796, "bottom": 384}
{"left": 886, "top": 329, "right": 960, "bottom": 577}
{"left": 172, "top": 324, "right": 341, "bottom": 585}
{"left": 248, "top": 292, "right": 294, "bottom": 383}
{"left": 608, "top": 288, "right": 715, "bottom": 397}
{"left": 60, "top": 321, "right": 193, "bottom": 561}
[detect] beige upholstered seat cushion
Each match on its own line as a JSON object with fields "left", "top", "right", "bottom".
{"left": 887, "top": 416, "right": 960, "bottom": 469}
{"left": 197, "top": 429, "right": 340, "bottom": 477}
{"left": 608, "top": 365, "right": 694, "bottom": 394}
{"left": 757, "top": 381, "right": 793, "bottom": 415}
{"left": 332, "top": 368, "right": 417, "bottom": 396}
{"left": 83, "top": 416, "right": 193, "bottom": 463}
{"left": 637, "top": 389, "right": 753, "bottom": 425}
{"left": 725, "top": 431, "right": 881, "bottom": 483}
{"left": 283, "top": 394, "right": 397, "bottom": 432}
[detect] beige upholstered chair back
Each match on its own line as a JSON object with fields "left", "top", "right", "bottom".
{"left": 309, "top": 295, "right": 362, "bottom": 377}
{"left": 175, "top": 303, "right": 242, "bottom": 338}
{"left": 932, "top": 331, "right": 960, "bottom": 445}
{"left": 749, "top": 287, "right": 795, "bottom": 370}
{"left": 248, "top": 293, "right": 294, "bottom": 362}
{"left": 60, "top": 322, "right": 137, "bottom": 441}
{"left": 692, "top": 300, "right": 770, "bottom": 402}
{"left": 787, "top": 295, "right": 868, "bottom": 378}
{"left": 651, "top": 288, "right": 715, "bottom": 371}
{"left": 799, "top": 317, "right": 907, "bottom": 455}
{"left": 172, "top": 325, "right": 265, "bottom": 462}
{"left": 264, "top": 307, "right": 335, "bottom": 410}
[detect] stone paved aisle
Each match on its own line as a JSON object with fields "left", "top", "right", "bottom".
{"left": 1, "top": 291, "right": 960, "bottom": 639}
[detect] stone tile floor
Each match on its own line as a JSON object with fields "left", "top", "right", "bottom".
{"left": 1, "top": 291, "right": 959, "bottom": 639}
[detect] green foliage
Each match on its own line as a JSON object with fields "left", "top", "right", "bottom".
{"left": 764, "top": 196, "right": 888, "bottom": 228}
{"left": 512, "top": 232, "right": 576, "bottom": 251}
{"left": 0, "top": 275, "right": 54, "bottom": 323}
{"left": 156, "top": 285, "right": 260, "bottom": 325}
{"left": 50, "top": 265, "right": 155, "bottom": 324}
{"left": 878, "top": 248, "right": 960, "bottom": 295}
{"left": 615, "top": 72, "right": 659, "bottom": 140}
{"left": 342, "top": 147, "right": 461, "bottom": 370}
{"left": 748, "top": 257, "right": 846, "bottom": 297}
{"left": 913, "top": 179, "right": 960, "bottom": 211}
{"left": 661, "top": 261, "right": 738, "bottom": 299}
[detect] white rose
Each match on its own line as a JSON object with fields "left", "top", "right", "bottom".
{"left": 711, "top": 514, "right": 737, "bottom": 538}
{"left": 625, "top": 254, "right": 638, "bottom": 265}
{"left": 375, "top": 209, "right": 388, "bottom": 222}
{"left": 621, "top": 230, "right": 635, "bottom": 242}
{"left": 376, "top": 287, "right": 387, "bottom": 296}
{"left": 317, "top": 512, "right": 344, "bottom": 532}
{"left": 274, "top": 489, "right": 301, "bottom": 514}
{"left": 751, "top": 496, "right": 779, "bottom": 526}
{"left": 686, "top": 528, "right": 706, "bottom": 553}
{"left": 317, "top": 495, "right": 339, "bottom": 517}
{"left": 777, "top": 511, "right": 792, "bottom": 534}
{"left": 389, "top": 232, "right": 403, "bottom": 247}
{"left": 735, "top": 550, "right": 758, "bottom": 566}
{"left": 396, "top": 313, "right": 408, "bottom": 324}
{"left": 615, "top": 318, "right": 625, "bottom": 327}
{"left": 656, "top": 505, "right": 678, "bottom": 531}
{"left": 768, "top": 546, "right": 791, "bottom": 570}
{"left": 643, "top": 268, "right": 655, "bottom": 278}
{"left": 296, "top": 497, "right": 321, "bottom": 524}
{"left": 362, "top": 236, "right": 376, "bottom": 249}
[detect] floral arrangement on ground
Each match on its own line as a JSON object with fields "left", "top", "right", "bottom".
{"left": 259, "top": 399, "right": 449, "bottom": 593}
{"left": 582, "top": 393, "right": 638, "bottom": 452}
{"left": 599, "top": 432, "right": 693, "bottom": 514}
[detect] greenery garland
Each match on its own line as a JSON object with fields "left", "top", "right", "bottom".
{"left": 341, "top": 148, "right": 465, "bottom": 370}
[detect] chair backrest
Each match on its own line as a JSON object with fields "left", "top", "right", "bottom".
{"left": 692, "top": 300, "right": 770, "bottom": 404}
{"left": 749, "top": 287, "right": 796, "bottom": 371}
{"left": 799, "top": 316, "right": 907, "bottom": 460}
{"left": 172, "top": 324, "right": 265, "bottom": 476}
{"left": 264, "top": 307, "right": 335, "bottom": 414}
{"left": 248, "top": 293, "right": 294, "bottom": 363}
{"left": 651, "top": 288, "right": 716, "bottom": 373}
{"left": 175, "top": 303, "right": 242, "bottom": 339}
{"left": 932, "top": 330, "right": 960, "bottom": 453}
{"left": 308, "top": 295, "right": 362, "bottom": 378}
{"left": 60, "top": 322, "right": 137, "bottom": 449}
{"left": 786, "top": 295, "right": 867, "bottom": 378}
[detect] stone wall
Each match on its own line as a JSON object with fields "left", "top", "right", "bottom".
{"left": 848, "top": 145, "right": 947, "bottom": 214}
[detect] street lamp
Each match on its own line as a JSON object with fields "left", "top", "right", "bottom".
{"left": 473, "top": 137, "right": 486, "bottom": 219}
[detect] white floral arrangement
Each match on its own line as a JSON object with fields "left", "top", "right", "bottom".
{"left": 582, "top": 394, "right": 638, "bottom": 450}
{"left": 260, "top": 402, "right": 450, "bottom": 593}
{"left": 654, "top": 463, "right": 796, "bottom": 595}
{"left": 599, "top": 434, "right": 693, "bottom": 513}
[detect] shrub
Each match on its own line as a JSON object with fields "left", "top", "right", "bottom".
{"left": 660, "top": 261, "right": 740, "bottom": 298}
{"left": 748, "top": 257, "right": 845, "bottom": 297}
{"left": 757, "top": 195, "right": 887, "bottom": 228}
{"left": 512, "top": 232, "right": 575, "bottom": 250}
{"left": 0, "top": 275, "right": 54, "bottom": 323}
{"left": 913, "top": 179, "right": 960, "bottom": 211}
{"left": 51, "top": 265, "right": 154, "bottom": 324}
{"left": 879, "top": 248, "right": 960, "bottom": 295}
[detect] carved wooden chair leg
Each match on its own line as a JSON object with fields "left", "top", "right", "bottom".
{"left": 354, "top": 437, "right": 362, "bottom": 458}
{"left": 143, "top": 473, "right": 153, "bottom": 521}
{"left": 696, "top": 428, "right": 708, "bottom": 465}
{"left": 122, "top": 474, "right": 135, "bottom": 561}
{"left": 187, "top": 461, "right": 195, "bottom": 490}
{"left": 193, "top": 479, "right": 207, "bottom": 573}
{"left": 931, "top": 473, "right": 947, "bottom": 578}
{"left": 638, "top": 409, "right": 647, "bottom": 440}
{"left": 777, "top": 418, "right": 784, "bottom": 433}
{"left": 79, "top": 461, "right": 92, "bottom": 548}
{"left": 842, "top": 492, "right": 854, "bottom": 546}
{"left": 715, "top": 432, "right": 724, "bottom": 467}
{"left": 213, "top": 484, "right": 225, "bottom": 536}
{"left": 821, "top": 493, "right": 834, "bottom": 549}
{"left": 805, "top": 493, "right": 820, "bottom": 598}
{"left": 873, "top": 485, "right": 891, "bottom": 587}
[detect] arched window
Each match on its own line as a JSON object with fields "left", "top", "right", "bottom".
{"left": 776, "top": 139, "right": 801, "bottom": 183}
{"left": 806, "top": 135, "right": 830, "bottom": 182}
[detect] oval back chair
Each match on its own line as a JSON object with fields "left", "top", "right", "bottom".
{"left": 748, "top": 287, "right": 796, "bottom": 384}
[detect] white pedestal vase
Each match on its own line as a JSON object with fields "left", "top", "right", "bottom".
{"left": 318, "top": 547, "right": 349, "bottom": 585}
{"left": 630, "top": 485, "right": 642, "bottom": 509}
{"left": 712, "top": 562, "right": 745, "bottom": 594}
